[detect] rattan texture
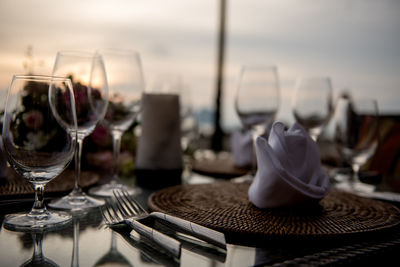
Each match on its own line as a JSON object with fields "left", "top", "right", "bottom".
{"left": 0, "top": 168, "right": 98, "bottom": 196}
{"left": 148, "top": 182, "right": 400, "bottom": 244}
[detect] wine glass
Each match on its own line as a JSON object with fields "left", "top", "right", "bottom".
{"left": 235, "top": 65, "right": 280, "bottom": 173}
{"left": 333, "top": 96, "right": 379, "bottom": 192}
{"left": 49, "top": 51, "right": 108, "bottom": 210}
{"left": 89, "top": 49, "right": 144, "bottom": 197}
{"left": 292, "top": 76, "right": 333, "bottom": 141}
{"left": 2, "top": 75, "right": 76, "bottom": 229}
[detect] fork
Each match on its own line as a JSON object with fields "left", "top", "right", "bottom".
{"left": 101, "top": 199, "right": 181, "bottom": 258}
{"left": 113, "top": 190, "right": 226, "bottom": 249}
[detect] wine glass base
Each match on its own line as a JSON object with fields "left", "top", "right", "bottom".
{"left": 48, "top": 192, "right": 105, "bottom": 210}
{"left": 3, "top": 211, "right": 71, "bottom": 231}
{"left": 89, "top": 183, "right": 141, "bottom": 198}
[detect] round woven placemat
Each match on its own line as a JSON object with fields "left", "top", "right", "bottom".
{"left": 0, "top": 168, "right": 99, "bottom": 197}
{"left": 192, "top": 158, "right": 249, "bottom": 179}
{"left": 148, "top": 182, "right": 400, "bottom": 245}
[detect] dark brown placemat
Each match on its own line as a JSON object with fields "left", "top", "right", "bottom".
{"left": 148, "top": 182, "right": 400, "bottom": 245}
{"left": 191, "top": 158, "right": 250, "bottom": 179}
{"left": 0, "top": 168, "right": 99, "bottom": 197}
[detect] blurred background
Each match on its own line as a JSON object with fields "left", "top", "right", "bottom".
{"left": 1, "top": 0, "right": 399, "bottom": 151}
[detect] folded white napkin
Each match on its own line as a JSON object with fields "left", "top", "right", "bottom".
{"left": 248, "top": 122, "right": 330, "bottom": 208}
{"left": 231, "top": 130, "right": 253, "bottom": 168}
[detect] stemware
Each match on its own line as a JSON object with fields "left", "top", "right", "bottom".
{"left": 89, "top": 49, "right": 144, "bottom": 197}
{"left": 49, "top": 51, "right": 108, "bottom": 210}
{"left": 2, "top": 75, "right": 76, "bottom": 229}
{"left": 235, "top": 65, "right": 280, "bottom": 172}
{"left": 292, "top": 76, "right": 333, "bottom": 141}
{"left": 235, "top": 65, "right": 280, "bottom": 136}
{"left": 333, "top": 96, "right": 379, "bottom": 192}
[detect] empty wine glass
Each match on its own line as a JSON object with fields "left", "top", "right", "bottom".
{"left": 49, "top": 51, "right": 108, "bottom": 210}
{"left": 235, "top": 65, "right": 280, "bottom": 173}
{"left": 292, "top": 76, "right": 333, "bottom": 141}
{"left": 333, "top": 96, "right": 379, "bottom": 192}
{"left": 235, "top": 65, "right": 280, "bottom": 135}
{"left": 89, "top": 49, "right": 144, "bottom": 197}
{"left": 2, "top": 75, "right": 76, "bottom": 229}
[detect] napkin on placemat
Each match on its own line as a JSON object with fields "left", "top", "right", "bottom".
{"left": 231, "top": 130, "right": 253, "bottom": 168}
{"left": 248, "top": 122, "right": 330, "bottom": 208}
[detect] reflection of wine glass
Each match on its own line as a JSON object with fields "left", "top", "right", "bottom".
{"left": 93, "top": 231, "right": 132, "bottom": 267}
{"left": 235, "top": 65, "right": 280, "bottom": 172}
{"left": 2, "top": 75, "right": 75, "bottom": 229}
{"left": 292, "top": 77, "right": 333, "bottom": 141}
{"left": 49, "top": 51, "right": 108, "bottom": 210}
{"left": 21, "top": 232, "right": 58, "bottom": 267}
{"left": 333, "top": 96, "right": 379, "bottom": 191}
{"left": 89, "top": 49, "right": 144, "bottom": 197}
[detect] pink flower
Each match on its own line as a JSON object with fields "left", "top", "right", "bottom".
{"left": 23, "top": 110, "right": 43, "bottom": 129}
{"left": 86, "top": 151, "right": 114, "bottom": 170}
{"left": 90, "top": 124, "right": 111, "bottom": 145}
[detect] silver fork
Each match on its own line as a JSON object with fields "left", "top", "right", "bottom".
{"left": 101, "top": 198, "right": 181, "bottom": 258}
{"left": 113, "top": 190, "right": 226, "bottom": 249}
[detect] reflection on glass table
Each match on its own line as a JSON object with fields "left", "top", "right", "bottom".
{"left": 93, "top": 231, "right": 132, "bottom": 267}
{"left": 20, "top": 231, "right": 58, "bottom": 267}
{"left": 1, "top": 178, "right": 400, "bottom": 266}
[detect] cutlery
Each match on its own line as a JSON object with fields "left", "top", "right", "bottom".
{"left": 113, "top": 190, "right": 226, "bottom": 249}
{"left": 101, "top": 199, "right": 181, "bottom": 258}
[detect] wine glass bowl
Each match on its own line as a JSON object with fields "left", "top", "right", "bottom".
{"left": 49, "top": 51, "right": 108, "bottom": 210}
{"left": 333, "top": 96, "right": 379, "bottom": 191}
{"left": 89, "top": 48, "right": 144, "bottom": 197}
{"left": 235, "top": 65, "right": 280, "bottom": 135}
{"left": 292, "top": 77, "right": 333, "bottom": 141}
{"left": 2, "top": 75, "right": 76, "bottom": 229}
{"left": 234, "top": 65, "right": 280, "bottom": 175}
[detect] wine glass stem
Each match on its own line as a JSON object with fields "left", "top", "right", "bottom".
{"left": 30, "top": 184, "right": 47, "bottom": 217}
{"left": 351, "top": 163, "right": 361, "bottom": 184}
{"left": 32, "top": 232, "right": 44, "bottom": 262}
{"left": 250, "top": 130, "right": 259, "bottom": 176}
{"left": 72, "top": 136, "right": 84, "bottom": 195}
{"left": 112, "top": 130, "right": 123, "bottom": 184}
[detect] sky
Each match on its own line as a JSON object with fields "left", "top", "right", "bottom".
{"left": 1, "top": 0, "right": 399, "bottom": 130}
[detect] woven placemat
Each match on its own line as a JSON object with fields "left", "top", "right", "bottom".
{"left": 192, "top": 158, "right": 249, "bottom": 179}
{"left": 148, "top": 182, "right": 400, "bottom": 245}
{"left": 0, "top": 168, "right": 99, "bottom": 197}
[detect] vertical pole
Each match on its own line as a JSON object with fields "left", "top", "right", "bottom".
{"left": 212, "top": 0, "right": 226, "bottom": 151}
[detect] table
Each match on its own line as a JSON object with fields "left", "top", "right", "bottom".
{"left": 1, "top": 173, "right": 400, "bottom": 267}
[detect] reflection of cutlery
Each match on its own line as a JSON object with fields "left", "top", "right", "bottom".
{"left": 111, "top": 225, "right": 180, "bottom": 267}
{"left": 101, "top": 199, "right": 181, "bottom": 258}
{"left": 113, "top": 190, "right": 226, "bottom": 249}
{"left": 153, "top": 221, "right": 227, "bottom": 263}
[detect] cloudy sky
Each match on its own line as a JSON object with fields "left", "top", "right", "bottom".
{"left": 1, "top": 0, "right": 399, "bottom": 129}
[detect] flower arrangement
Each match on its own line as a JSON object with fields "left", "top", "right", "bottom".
{"left": 1, "top": 77, "right": 138, "bottom": 177}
